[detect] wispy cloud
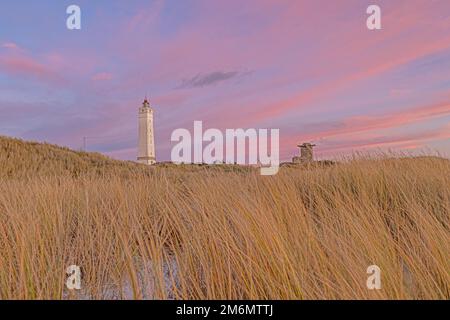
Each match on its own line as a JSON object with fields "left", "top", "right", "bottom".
{"left": 297, "top": 101, "right": 450, "bottom": 142}
{"left": 2, "top": 42, "right": 19, "bottom": 50}
{"left": 177, "top": 71, "right": 244, "bottom": 89}
{"left": 316, "top": 123, "right": 450, "bottom": 155}
{"left": 0, "top": 55, "right": 56, "bottom": 81}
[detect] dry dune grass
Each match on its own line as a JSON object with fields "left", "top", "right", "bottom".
{"left": 0, "top": 136, "right": 449, "bottom": 299}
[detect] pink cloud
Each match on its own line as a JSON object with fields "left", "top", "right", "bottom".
{"left": 252, "top": 35, "right": 450, "bottom": 124}
{"left": 315, "top": 124, "right": 450, "bottom": 156}
{"left": 0, "top": 55, "right": 51, "bottom": 78}
{"left": 123, "top": 0, "right": 450, "bottom": 134}
{"left": 276, "top": 122, "right": 449, "bottom": 161}
{"left": 2, "top": 42, "right": 19, "bottom": 50}
{"left": 278, "top": 100, "right": 450, "bottom": 159}
{"left": 297, "top": 101, "right": 450, "bottom": 143}
{"left": 0, "top": 45, "right": 65, "bottom": 83}
{"left": 0, "top": 45, "right": 105, "bottom": 86}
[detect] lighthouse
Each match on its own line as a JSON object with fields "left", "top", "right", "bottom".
{"left": 137, "top": 98, "right": 156, "bottom": 165}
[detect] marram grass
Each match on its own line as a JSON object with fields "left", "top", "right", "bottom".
{"left": 0, "top": 136, "right": 448, "bottom": 299}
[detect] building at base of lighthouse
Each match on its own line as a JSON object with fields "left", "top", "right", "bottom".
{"left": 137, "top": 98, "right": 156, "bottom": 165}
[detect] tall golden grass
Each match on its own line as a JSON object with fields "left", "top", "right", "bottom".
{"left": 0, "top": 136, "right": 449, "bottom": 299}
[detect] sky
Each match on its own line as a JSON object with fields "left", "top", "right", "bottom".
{"left": 0, "top": 0, "right": 449, "bottom": 162}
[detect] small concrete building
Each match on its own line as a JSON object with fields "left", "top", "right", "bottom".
{"left": 292, "top": 143, "right": 316, "bottom": 163}
{"left": 137, "top": 98, "right": 156, "bottom": 165}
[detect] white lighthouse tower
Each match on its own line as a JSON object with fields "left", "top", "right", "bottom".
{"left": 137, "top": 98, "right": 156, "bottom": 165}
